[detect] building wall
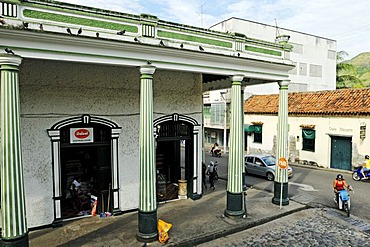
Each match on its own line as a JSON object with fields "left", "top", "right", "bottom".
{"left": 245, "top": 114, "right": 370, "bottom": 169}
{"left": 16, "top": 59, "right": 202, "bottom": 227}
{"left": 210, "top": 18, "right": 337, "bottom": 94}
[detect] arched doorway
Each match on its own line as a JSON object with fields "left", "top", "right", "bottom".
{"left": 48, "top": 115, "right": 121, "bottom": 226}
{"left": 154, "top": 114, "right": 202, "bottom": 201}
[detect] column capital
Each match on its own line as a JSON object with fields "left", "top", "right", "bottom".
{"left": 278, "top": 80, "right": 290, "bottom": 87}
{"left": 0, "top": 54, "right": 22, "bottom": 67}
{"left": 140, "top": 65, "right": 156, "bottom": 75}
{"left": 230, "top": 74, "right": 244, "bottom": 82}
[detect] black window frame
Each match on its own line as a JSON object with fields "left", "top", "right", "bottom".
{"left": 302, "top": 129, "right": 315, "bottom": 152}
{"left": 253, "top": 125, "right": 262, "bottom": 143}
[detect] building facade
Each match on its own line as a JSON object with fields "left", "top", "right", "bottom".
{"left": 0, "top": 0, "right": 293, "bottom": 244}
{"left": 210, "top": 17, "right": 337, "bottom": 94}
{"left": 244, "top": 88, "right": 370, "bottom": 170}
{"left": 204, "top": 17, "right": 337, "bottom": 150}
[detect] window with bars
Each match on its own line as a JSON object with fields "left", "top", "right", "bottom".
{"left": 302, "top": 129, "right": 315, "bottom": 152}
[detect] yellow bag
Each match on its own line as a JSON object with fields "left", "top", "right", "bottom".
{"left": 158, "top": 219, "right": 172, "bottom": 243}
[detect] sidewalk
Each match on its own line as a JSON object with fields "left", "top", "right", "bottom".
{"left": 29, "top": 179, "right": 306, "bottom": 247}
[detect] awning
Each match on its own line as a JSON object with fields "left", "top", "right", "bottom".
{"left": 244, "top": 124, "right": 255, "bottom": 132}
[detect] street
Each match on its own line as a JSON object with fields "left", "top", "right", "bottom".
{"left": 205, "top": 152, "right": 370, "bottom": 223}
{"left": 202, "top": 152, "right": 370, "bottom": 246}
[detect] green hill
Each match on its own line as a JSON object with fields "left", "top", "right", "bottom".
{"left": 346, "top": 52, "right": 370, "bottom": 87}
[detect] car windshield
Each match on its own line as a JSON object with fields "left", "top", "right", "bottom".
{"left": 261, "top": 156, "right": 276, "bottom": 166}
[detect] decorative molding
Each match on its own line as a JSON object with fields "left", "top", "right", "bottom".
{"left": 23, "top": 9, "right": 138, "bottom": 33}
{"left": 245, "top": 45, "right": 282, "bottom": 56}
{"left": 1, "top": 1, "right": 17, "bottom": 17}
{"left": 157, "top": 30, "right": 233, "bottom": 48}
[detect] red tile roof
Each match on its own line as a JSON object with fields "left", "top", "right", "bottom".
{"left": 244, "top": 88, "right": 370, "bottom": 115}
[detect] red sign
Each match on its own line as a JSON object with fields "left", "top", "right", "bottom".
{"left": 74, "top": 129, "right": 90, "bottom": 139}
{"left": 70, "top": 127, "right": 93, "bottom": 143}
{"left": 278, "top": 157, "right": 288, "bottom": 170}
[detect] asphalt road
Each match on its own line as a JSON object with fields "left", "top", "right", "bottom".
{"left": 205, "top": 152, "right": 370, "bottom": 224}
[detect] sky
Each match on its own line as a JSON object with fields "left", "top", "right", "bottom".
{"left": 60, "top": 0, "right": 369, "bottom": 59}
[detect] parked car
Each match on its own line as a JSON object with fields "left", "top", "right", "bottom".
{"left": 244, "top": 154, "right": 293, "bottom": 181}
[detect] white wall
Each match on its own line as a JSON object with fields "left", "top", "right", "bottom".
{"left": 211, "top": 18, "right": 337, "bottom": 94}
{"left": 245, "top": 114, "right": 370, "bottom": 169}
{"left": 17, "top": 59, "right": 202, "bottom": 227}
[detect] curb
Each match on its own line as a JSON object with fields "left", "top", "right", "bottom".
{"left": 172, "top": 204, "right": 308, "bottom": 247}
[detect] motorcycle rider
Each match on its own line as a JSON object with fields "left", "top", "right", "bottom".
{"left": 333, "top": 174, "right": 349, "bottom": 206}
{"left": 361, "top": 154, "right": 370, "bottom": 179}
{"left": 211, "top": 143, "right": 221, "bottom": 157}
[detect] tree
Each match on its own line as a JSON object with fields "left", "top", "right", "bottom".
{"left": 336, "top": 51, "right": 364, "bottom": 89}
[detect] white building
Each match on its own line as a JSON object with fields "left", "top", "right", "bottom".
{"left": 0, "top": 1, "right": 292, "bottom": 242}
{"left": 244, "top": 88, "right": 370, "bottom": 170}
{"left": 210, "top": 17, "right": 337, "bottom": 94}
{"left": 204, "top": 17, "right": 338, "bottom": 149}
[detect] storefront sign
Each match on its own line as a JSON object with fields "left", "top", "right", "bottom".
{"left": 70, "top": 127, "right": 94, "bottom": 143}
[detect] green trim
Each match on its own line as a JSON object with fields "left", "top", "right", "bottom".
{"left": 0, "top": 45, "right": 290, "bottom": 78}
{"left": 23, "top": 9, "right": 138, "bottom": 33}
{"left": 0, "top": 64, "right": 19, "bottom": 71}
{"left": 140, "top": 74, "right": 154, "bottom": 79}
{"left": 21, "top": 1, "right": 140, "bottom": 25}
{"left": 1, "top": 0, "right": 20, "bottom": 3}
{"left": 245, "top": 46, "right": 282, "bottom": 56}
{"left": 157, "top": 30, "right": 232, "bottom": 48}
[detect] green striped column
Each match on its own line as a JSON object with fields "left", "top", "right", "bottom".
{"left": 272, "top": 80, "right": 290, "bottom": 206}
{"left": 241, "top": 86, "right": 247, "bottom": 191}
{"left": 137, "top": 65, "right": 158, "bottom": 242}
{"left": 0, "top": 54, "right": 29, "bottom": 246}
{"left": 225, "top": 75, "right": 244, "bottom": 217}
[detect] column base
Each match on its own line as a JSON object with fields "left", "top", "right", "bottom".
{"left": 1, "top": 232, "right": 29, "bottom": 247}
{"left": 52, "top": 218, "right": 63, "bottom": 228}
{"left": 190, "top": 193, "right": 201, "bottom": 200}
{"left": 136, "top": 210, "right": 158, "bottom": 242}
{"left": 272, "top": 181, "right": 289, "bottom": 206}
{"left": 224, "top": 191, "right": 244, "bottom": 218}
{"left": 112, "top": 208, "right": 123, "bottom": 216}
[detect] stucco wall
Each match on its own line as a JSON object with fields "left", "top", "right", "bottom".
{"left": 245, "top": 114, "right": 370, "bottom": 169}
{"left": 15, "top": 59, "right": 202, "bottom": 227}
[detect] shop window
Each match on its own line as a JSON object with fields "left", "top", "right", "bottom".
{"left": 253, "top": 125, "right": 262, "bottom": 143}
{"left": 302, "top": 129, "right": 315, "bottom": 152}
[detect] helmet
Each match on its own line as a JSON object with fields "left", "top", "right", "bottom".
{"left": 365, "top": 155, "right": 369, "bottom": 159}
{"left": 336, "top": 174, "right": 343, "bottom": 180}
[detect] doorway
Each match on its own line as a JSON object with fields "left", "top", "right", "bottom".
{"left": 155, "top": 121, "right": 193, "bottom": 202}
{"left": 59, "top": 123, "right": 112, "bottom": 219}
{"left": 330, "top": 136, "right": 352, "bottom": 171}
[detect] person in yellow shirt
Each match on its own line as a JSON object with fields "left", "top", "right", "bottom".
{"left": 361, "top": 155, "right": 370, "bottom": 179}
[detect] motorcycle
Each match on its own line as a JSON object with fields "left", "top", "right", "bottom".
{"left": 352, "top": 166, "right": 370, "bottom": 181}
{"left": 210, "top": 149, "right": 221, "bottom": 158}
{"left": 335, "top": 185, "right": 353, "bottom": 217}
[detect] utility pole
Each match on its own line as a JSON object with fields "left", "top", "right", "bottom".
{"left": 199, "top": 3, "right": 205, "bottom": 27}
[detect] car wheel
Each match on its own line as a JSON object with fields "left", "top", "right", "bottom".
{"left": 266, "top": 172, "right": 274, "bottom": 181}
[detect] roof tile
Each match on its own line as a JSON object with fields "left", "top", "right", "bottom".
{"left": 244, "top": 88, "right": 370, "bottom": 115}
